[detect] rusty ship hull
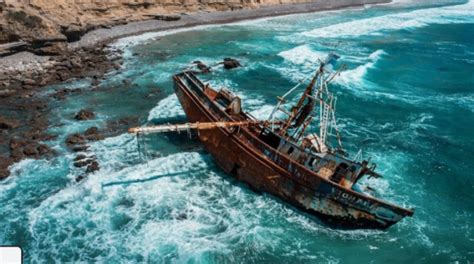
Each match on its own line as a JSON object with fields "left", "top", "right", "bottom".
{"left": 173, "top": 71, "right": 413, "bottom": 229}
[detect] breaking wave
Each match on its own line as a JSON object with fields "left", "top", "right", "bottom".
{"left": 302, "top": 0, "right": 474, "bottom": 39}
{"left": 147, "top": 94, "right": 185, "bottom": 122}
{"left": 337, "top": 50, "right": 386, "bottom": 87}
{"left": 278, "top": 45, "right": 327, "bottom": 65}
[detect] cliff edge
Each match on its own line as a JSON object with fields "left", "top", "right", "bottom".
{"left": 0, "top": 0, "right": 319, "bottom": 55}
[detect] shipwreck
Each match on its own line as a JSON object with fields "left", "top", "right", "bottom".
{"left": 129, "top": 54, "right": 414, "bottom": 229}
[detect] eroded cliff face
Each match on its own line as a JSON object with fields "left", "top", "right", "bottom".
{"left": 0, "top": 0, "right": 313, "bottom": 54}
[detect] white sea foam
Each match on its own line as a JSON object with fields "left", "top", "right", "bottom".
{"left": 278, "top": 45, "right": 327, "bottom": 65}
{"left": 337, "top": 49, "right": 386, "bottom": 87}
{"left": 147, "top": 94, "right": 185, "bottom": 121}
{"left": 302, "top": 1, "right": 474, "bottom": 39}
{"left": 27, "top": 151, "right": 211, "bottom": 261}
{"left": 249, "top": 105, "right": 276, "bottom": 120}
{"left": 276, "top": 44, "right": 386, "bottom": 89}
{"left": 111, "top": 24, "right": 219, "bottom": 50}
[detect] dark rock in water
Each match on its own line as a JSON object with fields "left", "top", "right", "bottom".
{"left": 223, "top": 58, "right": 241, "bottom": 70}
{"left": 85, "top": 126, "right": 99, "bottom": 135}
{"left": 0, "top": 116, "right": 20, "bottom": 130}
{"left": 74, "top": 109, "right": 95, "bottom": 121}
{"left": 0, "top": 156, "right": 13, "bottom": 179}
{"left": 75, "top": 174, "right": 86, "bottom": 182}
{"left": 84, "top": 126, "right": 104, "bottom": 141}
{"left": 37, "top": 144, "right": 54, "bottom": 156}
{"left": 86, "top": 161, "right": 100, "bottom": 173}
{"left": 66, "top": 133, "right": 86, "bottom": 146}
{"left": 74, "top": 154, "right": 87, "bottom": 161}
{"left": 86, "top": 132, "right": 104, "bottom": 141}
{"left": 72, "top": 146, "right": 89, "bottom": 152}
{"left": 104, "top": 116, "right": 140, "bottom": 137}
{"left": 193, "top": 61, "right": 211, "bottom": 73}
{"left": 52, "top": 88, "right": 82, "bottom": 100}
{"left": 74, "top": 158, "right": 92, "bottom": 168}
{"left": 176, "top": 213, "right": 188, "bottom": 220}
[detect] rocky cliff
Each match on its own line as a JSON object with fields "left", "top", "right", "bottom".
{"left": 0, "top": 0, "right": 317, "bottom": 55}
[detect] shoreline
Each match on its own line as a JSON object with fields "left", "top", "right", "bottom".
{"left": 70, "top": 0, "right": 390, "bottom": 49}
{"left": 0, "top": 0, "right": 390, "bottom": 179}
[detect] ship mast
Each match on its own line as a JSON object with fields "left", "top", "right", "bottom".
{"left": 268, "top": 52, "right": 344, "bottom": 153}
{"left": 277, "top": 62, "right": 322, "bottom": 136}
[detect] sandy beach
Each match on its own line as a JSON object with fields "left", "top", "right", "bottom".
{"left": 70, "top": 0, "right": 390, "bottom": 49}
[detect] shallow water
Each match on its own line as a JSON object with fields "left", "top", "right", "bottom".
{"left": 1, "top": 1, "right": 473, "bottom": 263}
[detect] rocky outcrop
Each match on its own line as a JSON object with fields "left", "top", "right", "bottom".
{"left": 74, "top": 109, "right": 95, "bottom": 121}
{"left": 222, "top": 57, "right": 241, "bottom": 69}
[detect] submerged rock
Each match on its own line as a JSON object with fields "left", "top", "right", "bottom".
{"left": 84, "top": 126, "right": 104, "bottom": 141}
{"left": 86, "top": 161, "right": 100, "bottom": 173}
{"left": 66, "top": 133, "right": 87, "bottom": 146}
{"left": 193, "top": 60, "right": 211, "bottom": 73}
{"left": 74, "top": 109, "right": 95, "bottom": 121}
{"left": 74, "top": 158, "right": 92, "bottom": 168}
{"left": 222, "top": 58, "right": 241, "bottom": 70}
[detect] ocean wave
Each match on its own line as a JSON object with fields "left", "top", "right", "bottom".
{"left": 111, "top": 25, "right": 219, "bottom": 50}
{"left": 26, "top": 151, "right": 211, "bottom": 262}
{"left": 337, "top": 50, "right": 386, "bottom": 87}
{"left": 147, "top": 94, "right": 185, "bottom": 122}
{"left": 301, "top": 1, "right": 474, "bottom": 39}
{"left": 278, "top": 45, "right": 327, "bottom": 65}
{"left": 275, "top": 45, "right": 386, "bottom": 90}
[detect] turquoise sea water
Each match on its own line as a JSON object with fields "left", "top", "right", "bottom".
{"left": 1, "top": 1, "right": 473, "bottom": 262}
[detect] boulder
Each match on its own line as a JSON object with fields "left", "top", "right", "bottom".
{"left": 72, "top": 146, "right": 89, "bottom": 152}
{"left": 75, "top": 174, "right": 86, "bottom": 182}
{"left": 193, "top": 61, "right": 211, "bottom": 73}
{"left": 74, "top": 109, "right": 95, "bottom": 121}
{"left": 22, "top": 78, "right": 36, "bottom": 86}
{"left": 223, "top": 58, "right": 241, "bottom": 70}
{"left": 65, "top": 133, "right": 86, "bottom": 146}
{"left": 84, "top": 126, "right": 99, "bottom": 135}
{"left": 37, "top": 144, "right": 53, "bottom": 156}
{"left": 60, "top": 23, "right": 86, "bottom": 42}
{"left": 74, "top": 154, "right": 87, "bottom": 161}
{"left": 74, "top": 159, "right": 92, "bottom": 168}
{"left": 84, "top": 126, "right": 104, "bottom": 141}
{"left": 86, "top": 161, "right": 100, "bottom": 173}
{"left": 0, "top": 156, "right": 13, "bottom": 179}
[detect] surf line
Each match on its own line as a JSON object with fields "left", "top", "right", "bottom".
{"left": 101, "top": 169, "right": 205, "bottom": 188}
